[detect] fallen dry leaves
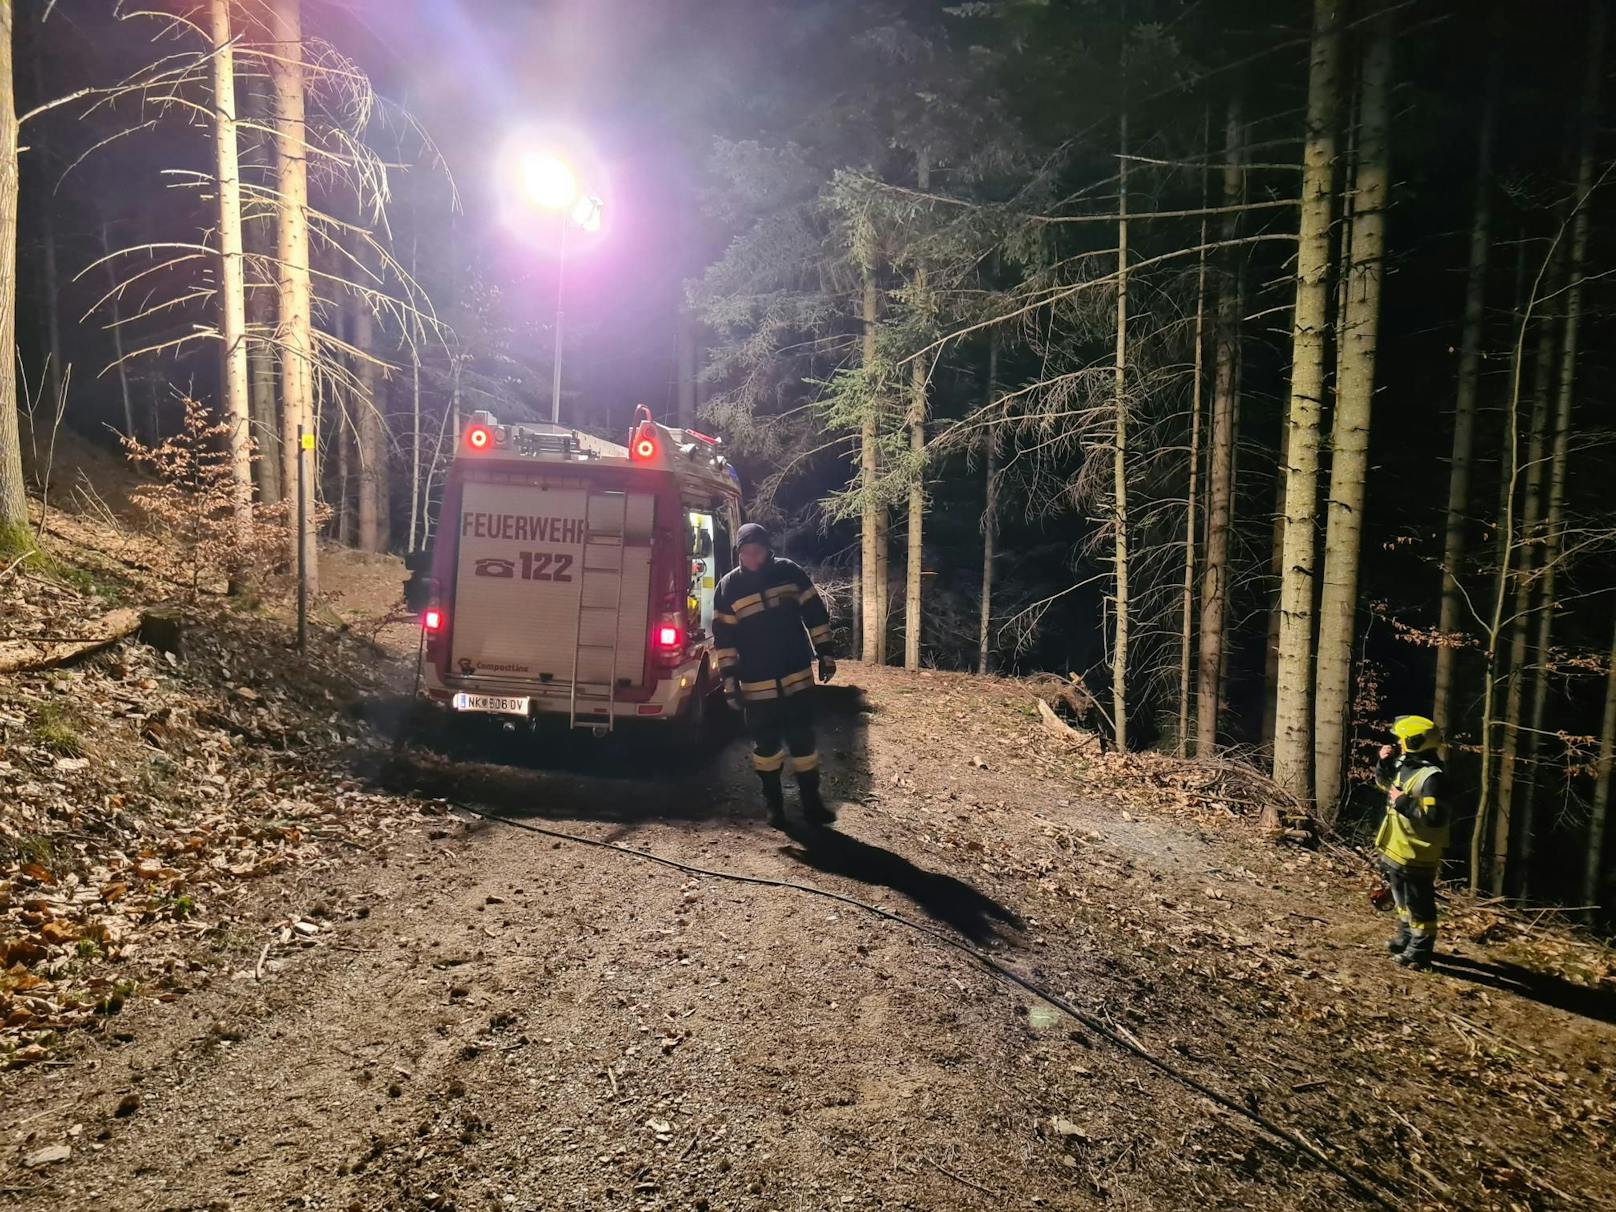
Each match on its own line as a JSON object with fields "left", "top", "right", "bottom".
{"left": 1, "top": 504, "right": 429, "bottom": 1070}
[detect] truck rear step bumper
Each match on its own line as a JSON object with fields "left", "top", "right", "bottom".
{"left": 422, "top": 666, "right": 702, "bottom": 722}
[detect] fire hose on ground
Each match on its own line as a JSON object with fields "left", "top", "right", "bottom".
{"left": 431, "top": 795, "right": 1400, "bottom": 1211}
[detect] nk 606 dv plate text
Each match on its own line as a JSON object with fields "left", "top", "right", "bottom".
{"left": 451, "top": 693, "right": 532, "bottom": 716}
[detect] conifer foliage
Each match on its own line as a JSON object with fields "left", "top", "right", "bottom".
{"left": 4, "top": 1, "right": 1616, "bottom": 917}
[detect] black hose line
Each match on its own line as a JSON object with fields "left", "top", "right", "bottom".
{"left": 440, "top": 797, "right": 1397, "bottom": 1211}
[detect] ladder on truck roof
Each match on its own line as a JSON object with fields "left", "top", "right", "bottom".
{"left": 570, "top": 491, "right": 628, "bottom": 732}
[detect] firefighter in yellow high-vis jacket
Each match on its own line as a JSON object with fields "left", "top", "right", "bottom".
{"left": 1373, "top": 715, "right": 1450, "bottom": 970}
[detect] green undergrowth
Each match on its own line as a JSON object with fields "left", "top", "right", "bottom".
{"left": 0, "top": 518, "right": 132, "bottom": 602}
{"left": 30, "top": 701, "right": 86, "bottom": 757}
{"left": 45, "top": 558, "right": 129, "bottom": 604}
{"left": 0, "top": 520, "right": 38, "bottom": 563}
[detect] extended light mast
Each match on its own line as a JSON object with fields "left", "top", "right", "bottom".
{"left": 513, "top": 153, "right": 603, "bottom": 425}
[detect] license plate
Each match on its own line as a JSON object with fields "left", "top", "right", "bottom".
{"left": 452, "top": 693, "right": 530, "bottom": 716}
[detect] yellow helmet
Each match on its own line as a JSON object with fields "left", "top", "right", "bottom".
{"left": 1392, "top": 714, "right": 1440, "bottom": 754}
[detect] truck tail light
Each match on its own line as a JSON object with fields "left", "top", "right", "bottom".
{"left": 423, "top": 607, "right": 447, "bottom": 658}
{"left": 653, "top": 617, "right": 684, "bottom": 666}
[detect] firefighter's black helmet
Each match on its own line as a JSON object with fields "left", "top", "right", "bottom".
{"left": 736, "top": 523, "right": 772, "bottom": 555}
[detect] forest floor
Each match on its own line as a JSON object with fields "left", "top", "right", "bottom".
{"left": 2, "top": 480, "right": 1615, "bottom": 1212}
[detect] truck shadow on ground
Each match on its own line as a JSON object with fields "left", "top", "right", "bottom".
{"left": 360, "top": 680, "right": 878, "bottom": 828}
{"left": 1432, "top": 954, "right": 1616, "bottom": 1026}
{"left": 366, "top": 693, "right": 748, "bottom": 781}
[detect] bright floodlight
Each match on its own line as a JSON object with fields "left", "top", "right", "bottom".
{"left": 522, "top": 154, "right": 578, "bottom": 211}
{"left": 571, "top": 194, "right": 604, "bottom": 233}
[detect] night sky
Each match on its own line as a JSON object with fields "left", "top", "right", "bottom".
{"left": 323, "top": 0, "right": 771, "bottom": 429}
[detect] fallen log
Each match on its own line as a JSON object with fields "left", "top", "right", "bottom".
{"left": 0, "top": 608, "right": 145, "bottom": 674}
{"left": 1037, "top": 697, "right": 1101, "bottom": 751}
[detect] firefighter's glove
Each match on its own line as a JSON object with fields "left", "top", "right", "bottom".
{"left": 818, "top": 656, "right": 838, "bottom": 684}
{"left": 724, "top": 678, "right": 743, "bottom": 712}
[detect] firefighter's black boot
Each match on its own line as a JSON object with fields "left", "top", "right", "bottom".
{"left": 1396, "top": 930, "right": 1435, "bottom": 971}
{"left": 798, "top": 769, "right": 835, "bottom": 826}
{"left": 758, "top": 770, "right": 786, "bottom": 829}
{"left": 1386, "top": 916, "right": 1411, "bottom": 956}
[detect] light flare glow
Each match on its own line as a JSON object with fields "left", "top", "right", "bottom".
{"left": 521, "top": 154, "right": 579, "bottom": 211}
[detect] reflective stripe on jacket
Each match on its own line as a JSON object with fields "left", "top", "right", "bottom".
{"left": 712, "top": 558, "right": 833, "bottom": 699}
{"left": 1374, "top": 761, "right": 1449, "bottom": 871}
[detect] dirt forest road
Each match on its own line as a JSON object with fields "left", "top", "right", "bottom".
{"left": 4, "top": 664, "right": 1615, "bottom": 1212}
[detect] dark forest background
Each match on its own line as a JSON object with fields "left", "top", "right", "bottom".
{"left": 8, "top": 0, "right": 1616, "bottom": 921}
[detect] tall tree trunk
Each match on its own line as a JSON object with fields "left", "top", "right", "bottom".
{"left": 903, "top": 360, "right": 925, "bottom": 670}
{"left": 409, "top": 344, "right": 433, "bottom": 553}
{"left": 879, "top": 523, "right": 892, "bottom": 665}
{"left": 243, "top": 82, "right": 280, "bottom": 503}
{"left": 1588, "top": 614, "right": 1616, "bottom": 915}
{"left": 875, "top": 514, "right": 889, "bottom": 662}
{"left": 978, "top": 332, "right": 999, "bottom": 677}
{"left": 211, "top": 0, "right": 254, "bottom": 551}
{"left": 1330, "top": 67, "right": 1359, "bottom": 408}
{"left": 1261, "top": 421, "right": 1288, "bottom": 749}
{"left": 1314, "top": 10, "right": 1393, "bottom": 817}
{"left": 354, "top": 297, "right": 386, "bottom": 554}
{"left": 1178, "top": 162, "right": 1209, "bottom": 756}
{"left": 270, "top": 0, "right": 317, "bottom": 594}
{"left": 1197, "top": 100, "right": 1243, "bottom": 756}
{"left": 248, "top": 285, "right": 280, "bottom": 503}
{"left": 1432, "top": 69, "right": 1498, "bottom": 740}
{"left": 0, "top": 6, "right": 27, "bottom": 536}
{"left": 904, "top": 151, "right": 931, "bottom": 672}
{"left": 1112, "top": 109, "right": 1132, "bottom": 753}
{"left": 1272, "top": 0, "right": 1343, "bottom": 800}
{"left": 904, "top": 345, "right": 925, "bottom": 670}
{"left": 1220, "top": 298, "right": 1243, "bottom": 726}
{"left": 1492, "top": 310, "right": 1557, "bottom": 894}
{"left": 1519, "top": 0, "right": 1603, "bottom": 894}
{"left": 860, "top": 267, "right": 884, "bottom": 665}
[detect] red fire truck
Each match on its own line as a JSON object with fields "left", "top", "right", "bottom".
{"left": 408, "top": 407, "right": 743, "bottom": 737}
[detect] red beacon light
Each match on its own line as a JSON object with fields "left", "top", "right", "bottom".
{"left": 629, "top": 403, "right": 661, "bottom": 463}
{"left": 464, "top": 410, "right": 499, "bottom": 452}
{"left": 656, "top": 624, "right": 682, "bottom": 649}
{"left": 423, "top": 608, "right": 444, "bottom": 632}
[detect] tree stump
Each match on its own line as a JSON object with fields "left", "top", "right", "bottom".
{"left": 136, "top": 609, "right": 185, "bottom": 658}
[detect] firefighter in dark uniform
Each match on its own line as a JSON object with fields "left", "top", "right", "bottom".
{"left": 712, "top": 523, "right": 837, "bottom": 828}
{"left": 1373, "top": 715, "right": 1450, "bottom": 970}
